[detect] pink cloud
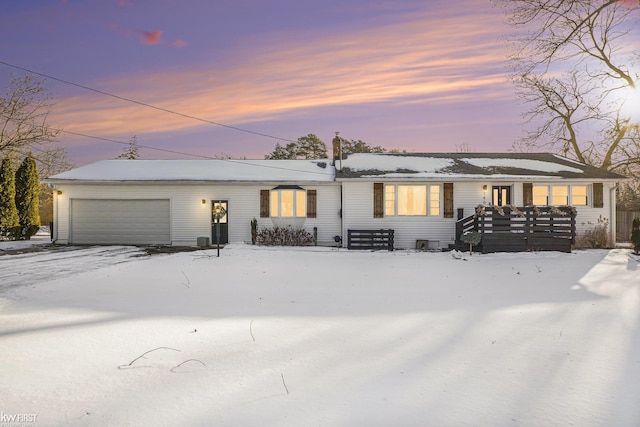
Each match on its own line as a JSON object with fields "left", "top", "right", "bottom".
{"left": 619, "top": 0, "right": 639, "bottom": 6}
{"left": 117, "top": 0, "right": 134, "bottom": 6}
{"left": 172, "top": 39, "right": 188, "bottom": 48}
{"left": 137, "top": 30, "right": 163, "bottom": 45}
{"left": 52, "top": 2, "right": 519, "bottom": 139}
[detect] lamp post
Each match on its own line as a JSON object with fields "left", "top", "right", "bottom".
{"left": 212, "top": 203, "right": 227, "bottom": 257}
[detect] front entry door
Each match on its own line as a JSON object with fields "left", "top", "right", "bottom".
{"left": 212, "top": 200, "right": 228, "bottom": 244}
{"left": 492, "top": 186, "right": 511, "bottom": 206}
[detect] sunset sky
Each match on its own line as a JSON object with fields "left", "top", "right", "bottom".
{"left": 2, "top": 0, "right": 538, "bottom": 165}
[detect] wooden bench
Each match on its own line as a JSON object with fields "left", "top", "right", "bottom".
{"left": 347, "top": 229, "right": 394, "bottom": 251}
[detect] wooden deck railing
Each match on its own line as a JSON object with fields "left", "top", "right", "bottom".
{"left": 456, "top": 206, "right": 576, "bottom": 253}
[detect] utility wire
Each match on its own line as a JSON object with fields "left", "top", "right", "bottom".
{"left": 0, "top": 62, "right": 332, "bottom": 176}
{"left": 2, "top": 116, "right": 333, "bottom": 176}
{"left": 60, "top": 129, "right": 217, "bottom": 160}
{"left": 0, "top": 60, "right": 298, "bottom": 143}
{"left": 60, "top": 129, "right": 332, "bottom": 176}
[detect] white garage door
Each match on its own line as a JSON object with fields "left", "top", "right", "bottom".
{"left": 70, "top": 199, "right": 170, "bottom": 245}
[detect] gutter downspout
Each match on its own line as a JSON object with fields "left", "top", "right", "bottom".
{"left": 610, "top": 183, "right": 618, "bottom": 247}
{"left": 53, "top": 188, "right": 59, "bottom": 244}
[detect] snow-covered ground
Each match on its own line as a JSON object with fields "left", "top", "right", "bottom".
{"left": 1, "top": 242, "right": 639, "bottom": 427}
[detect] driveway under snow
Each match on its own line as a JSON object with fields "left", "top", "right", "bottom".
{"left": 1, "top": 244, "right": 639, "bottom": 426}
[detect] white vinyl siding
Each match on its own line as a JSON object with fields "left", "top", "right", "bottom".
{"left": 53, "top": 183, "right": 341, "bottom": 247}
{"left": 342, "top": 181, "right": 456, "bottom": 249}
{"left": 340, "top": 180, "right": 618, "bottom": 249}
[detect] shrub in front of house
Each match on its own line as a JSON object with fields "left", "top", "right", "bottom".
{"left": 575, "top": 216, "right": 609, "bottom": 249}
{"left": 256, "top": 226, "right": 314, "bottom": 246}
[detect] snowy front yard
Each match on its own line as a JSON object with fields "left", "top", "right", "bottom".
{"left": 1, "top": 243, "right": 639, "bottom": 426}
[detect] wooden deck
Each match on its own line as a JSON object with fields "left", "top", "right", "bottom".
{"left": 456, "top": 206, "right": 576, "bottom": 253}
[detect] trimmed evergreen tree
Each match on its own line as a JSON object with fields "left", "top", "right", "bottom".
{"left": 15, "top": 154, "right": 40, "bottom": 239}
{"left": 0, "top": 157, "right": 20, "bottom": 239}
{"left": 632, "top": 218, "right": 640, "bottom": 255}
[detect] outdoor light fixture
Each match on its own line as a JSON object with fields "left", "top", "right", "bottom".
{"left": 482, "top": 185, "right": 488, "bottom": 191}
{"left": 57, "top": 190, "right": 63, "bottom": 195}
{"left": 201, "top": 199, "right": 206, "bottom": 205}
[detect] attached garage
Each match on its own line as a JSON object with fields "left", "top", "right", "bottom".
{"left": 70, "top": 199, "right": 170, "bottom": 245}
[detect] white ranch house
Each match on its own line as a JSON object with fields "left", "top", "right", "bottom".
{"left": 45, "top": 152, "right": 625, "bottom": 250}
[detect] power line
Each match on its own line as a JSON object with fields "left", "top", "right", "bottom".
{"left": 60, "top": 129, "right": 332, "bottom": 176}
{"left": 0, "top": 60, "right": 298, "bottom": 144}
{"left": 2, "top": 116, "right": 332, "bottom": 176}
{"left": 0, "top": 62, "right": 333, "bottom": 176}
{"left": 0, "top": 112, "right": 207, "bottom": 159}
{"left": 60, "top": 129, "right": 217, "bottom": 160}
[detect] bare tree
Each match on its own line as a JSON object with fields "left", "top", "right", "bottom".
{"left": 497, "top": 0, "right": 640, "bottom": 180}
{"left": 1, "top": 74, "right": 59, "bottom": 153}
{"left": 455, "top": 142, "right": 476, "bottom": 153}
{"left": 0, "top": 73, "right": 70, "bottom": 175}
{"left": 1, "top": 73, "right": 72, "bottom": 227}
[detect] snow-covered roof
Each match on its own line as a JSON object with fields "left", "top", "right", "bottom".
{"left": 46, "top": 159, "right": 336, "bottom": 183}
{"left": 45, "top": 153, "right": 625, "bottom": 184}
{"left": 336, "top": 153, "right": 625, "bottom": 180}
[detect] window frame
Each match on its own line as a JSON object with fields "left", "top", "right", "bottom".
{"left": 532, "top": 185, "right": 549, "bottom": 205}
{"left": 491, "top": 186, "right": 512, "bottom": 207}
{"left": 532, "top": 184, "right": 592, "bottom": 206}
{"left": 269, "top": 187, "right": 307, "bottom": 218}
{"left": 384, "top": 183, "right": 442, "bottom": 217}
{"left": 571, "top": 185, "right": 588, "bottom": 206}
{"left": 551, "top": 185, "right": 569, "bottom": 206}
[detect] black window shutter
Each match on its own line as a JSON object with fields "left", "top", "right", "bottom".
{"left": 260, "top": 190, "right": 270, "bottom": 217}
{"left": 523, "top": 183, "right": 533, "bottom": 206}
{"left": 443, "top": 183, "right": 454, "bottom": 218}
{"left": 307, "top": 190, "right": 317, "bottom": 218}
{"left": 373, "top": 183, "right": 384, "bottom": 218}
{"left": 593, "top": 183, "right": 604, "bottom": 208}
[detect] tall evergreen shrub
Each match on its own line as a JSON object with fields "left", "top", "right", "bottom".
{"left": 15, "top": 154, "right": 40, "bottom": 239}
{"left": 632, "top": 218, "right": 640, "bottom": 255}
{"left": 0, "top": 157, "right": 20, "bottom": 239}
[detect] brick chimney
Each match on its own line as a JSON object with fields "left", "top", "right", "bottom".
{"left": 332, "top": 132, "right": 343, "bottom": 169}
